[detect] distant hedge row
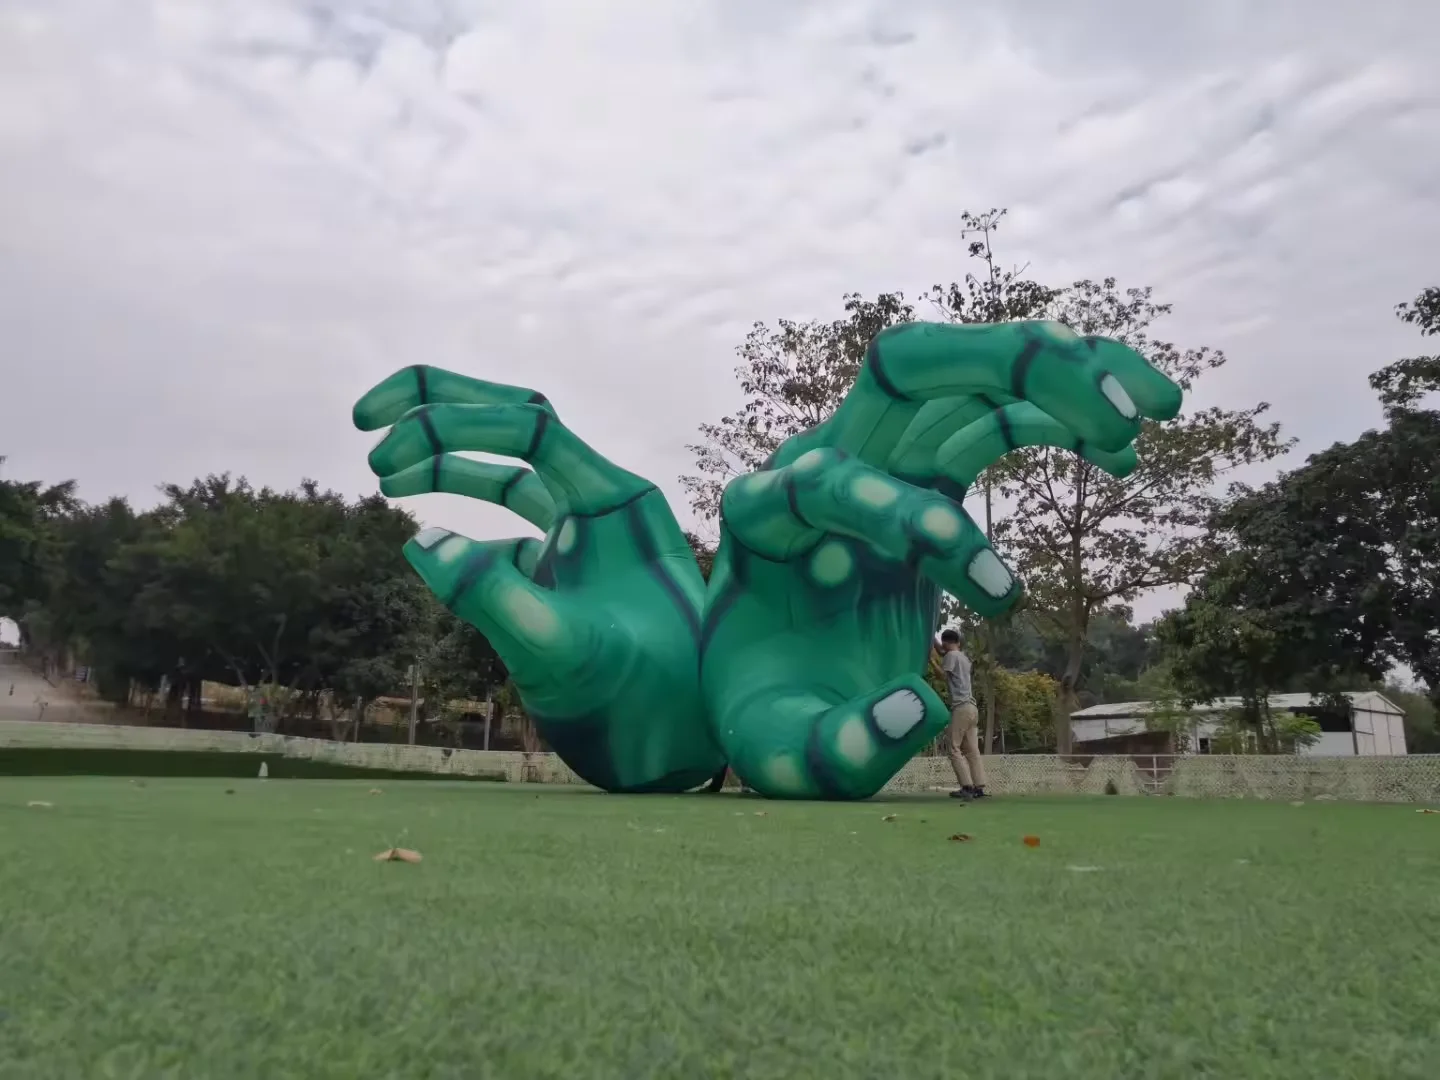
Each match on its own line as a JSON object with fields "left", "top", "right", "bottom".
{"left": 0, "top": 747, "right": 505, "bottom": 781}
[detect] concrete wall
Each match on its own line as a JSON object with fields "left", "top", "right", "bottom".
{"left": 4, "top": 720, "right": 1439, "bottom": 803}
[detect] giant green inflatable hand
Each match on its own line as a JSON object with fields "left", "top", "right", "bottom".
{"left": 355, "top": 367, "right": 725, "bottom": 793}
{"left": 700, "top": 320, "right": 1183, "bottom": 800}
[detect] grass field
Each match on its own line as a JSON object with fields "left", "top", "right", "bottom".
{"left": 2, "top": 780, "right": 1438, "bottom": 1079}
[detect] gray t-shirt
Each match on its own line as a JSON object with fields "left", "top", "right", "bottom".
{"left": 942, "top": 649, "right": 973, "bottom": 707}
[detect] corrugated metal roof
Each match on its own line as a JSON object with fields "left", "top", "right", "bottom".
{"left": 1071, "top": 691, "right": 1404, "bottom": 720}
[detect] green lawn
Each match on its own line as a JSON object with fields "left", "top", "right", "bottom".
{"left": 2, "top": 780, "right": 1438, "bottom": 1079}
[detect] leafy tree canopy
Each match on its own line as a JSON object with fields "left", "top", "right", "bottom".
{"left": 1163, "top": 286, "right": 1440, "bottom": 713}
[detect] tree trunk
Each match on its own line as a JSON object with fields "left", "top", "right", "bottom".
{"left": 1055, "top": 615, "right": 1087, "bottom": 756}
{"left": 981, "top": 473, "right": 996, "bottom": 753}
{"left": 184, "top": 676, "right": 203, "bottom": 726}
{"left": 165, "top": 677, "right": 184, "bottom": 727}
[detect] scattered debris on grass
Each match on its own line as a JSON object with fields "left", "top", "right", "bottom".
{"left": 1418, "top": 809, "right": 1439, "bottom": 814}
{"left": 881, "top": 814, "right": 898, "bottom": 822}
{"left": 949, "top": 833, "right": 972, "bottom": 843}
{"left": 753, "top": 811, "right": 767, "bottom": 817}
{"left": 1022, "top": 835, "right": 1041, "bottom": 848}
{"left": 368, "top": 788, "right": 383, "bottom": 795}
{"left": 26, "top": 801, "right": 52, "bottom": 809}
{"left": 373, "top": 848, "right": 422, "bottom": 863}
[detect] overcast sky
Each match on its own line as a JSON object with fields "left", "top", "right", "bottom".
{"left": 2, "top": 0, "right": 1438, "bottom": 631}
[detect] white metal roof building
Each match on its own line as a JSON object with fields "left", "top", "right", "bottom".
{"left": 1070, "top": 691, "right": 1408, "bottom": 756}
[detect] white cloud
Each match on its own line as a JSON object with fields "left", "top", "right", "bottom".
{"left": 1, "top": 0, "right": 1437, "bottom": 622}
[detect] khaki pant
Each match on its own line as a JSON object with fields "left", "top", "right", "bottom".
{"left": 946, "top": 702, "right": 986, "bottom": 788}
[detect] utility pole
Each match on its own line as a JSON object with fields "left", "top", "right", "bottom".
{"left": 407, "top": 662, "right": 419, "bottom": 745}
{"left": 482, "top": 685, "right": 493, "bottom": 751}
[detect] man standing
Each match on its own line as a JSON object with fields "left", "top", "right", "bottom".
{"left": 939, "top": 628, "right": 988, "bottom": 800}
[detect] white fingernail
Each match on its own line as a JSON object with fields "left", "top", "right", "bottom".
{"left": 1100, "top": 374, "right": 1137, "bottom": 420}
{"left": 968, "top": 549, "right": 1013, "bottom": 598}
{"left": 872, "top": 689, "right": 925, "bottom": 739}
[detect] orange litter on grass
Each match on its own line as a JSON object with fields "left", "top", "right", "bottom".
{"left": 1022, "top": 835, "right": 1041, "bottom": 848}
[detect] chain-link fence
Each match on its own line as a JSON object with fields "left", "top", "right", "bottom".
{"left": 4, "top": 720, "right": 1440, "bottom": 802}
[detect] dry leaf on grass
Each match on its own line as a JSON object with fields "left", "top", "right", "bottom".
{"left": 373, "top": 847, "right": 422, "bottom": 863}
{"left": 881, "top": 814, "right": 898, "bottom": 822}
{"left": 753, "top": 811, "right": 767, "bottom": 817}
{"left": 1418, "top": 808, "right": 1440, "bottom": 814}
{"left": 27, "top": 801, "right": 53, "bottom": 809}
{"left": 1022, "top": 835, "right": 1041, "bottom": 848}
{"left": 949, "top": 833, "right": 972, "bottom": 843}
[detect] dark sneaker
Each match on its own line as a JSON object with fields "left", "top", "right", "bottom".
{"left": 971, "top": 788, "right": 991, "bottom": 799}
{"left": 948, "top": 788, "right": 974, "bottom": 800}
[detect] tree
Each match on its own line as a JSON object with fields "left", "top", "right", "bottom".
{"left": 1158, "top": 580, "right": 1310, "bottom": 752}
{"left": 1382, "top": 683, "right": 1439, "bottom": 754}
{"left": 682, "top": 210, "right": 1053, "bottom": 531}
{"left": 1371, "top": 286, "right": 1440, "bottom": 415}
{"left": 23, "top": 474, "right": 432, "bottom": 731}
{"left": 684, "top": 210, "right": 1064, "bottom": 751}
{"left": 1160, "top": 288, "right": 1440, "bottom": 710}
{"left": 684, "top": 531, "right": 716, "bottom": 582}
{"left": 130, "top": 477, "right": 428, "bottom": 729}
{"left": 27, "top": 497, "right": 166, "bottom": 699}
{"left": 988, "top": 277, "right": 1293, "bottom": 751}
{"left": 0, "top": 458, "right": 78, "bottom": 631}
{"left": 927, "top": 209, "right": 1064, "bottom": 752}
{"left": 681, "top": 292, "right": 916, "bottom": 519}
{"left": 685, "top": 209, "right": 1292, "bottom": 754}
{"left": 408, "top": 597, "right": 509, "bottom": 743}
